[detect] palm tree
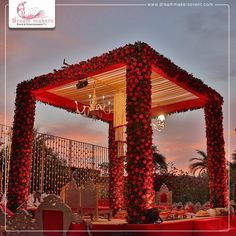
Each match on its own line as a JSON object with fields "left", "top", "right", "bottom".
{"left": 189, "top": 150, "right": 208, "bottom": 176}
{"left": 152, "top": 146, "right": 167, "bottom": 172}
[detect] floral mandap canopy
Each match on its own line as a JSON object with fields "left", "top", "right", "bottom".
{"left": 35, "top": 64, "right": 203, "bottom": 120}
{"left": 8, "top": 42, "right": 227, "bottom": 223}
{"left": 32, "top": 52, "right": 216, "bottom": 122}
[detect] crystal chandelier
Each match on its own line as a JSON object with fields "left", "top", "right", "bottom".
{"left": 152, "top": 114, "right": 165, "bottom": 131}
{"left": 75, "top": 82, "right": 111, "bottom": 118}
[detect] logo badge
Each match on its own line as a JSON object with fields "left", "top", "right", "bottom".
{"left": 9, "top": 0, "right": 55, "bottom": 29}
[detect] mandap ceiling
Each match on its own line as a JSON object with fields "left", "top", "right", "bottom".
{"left": 44, "top": 65, "right": 201, "bottom": 118}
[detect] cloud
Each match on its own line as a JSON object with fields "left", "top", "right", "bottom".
{"left": 45, "top": 121, "right": 108, "bottom": 147}
{"left": 179, "top": 8, "right": 229, "bottom": 82}
{"left": 0, "top": 109, "right": 13, "bottom": 128}
{"left": 152, "top": 110, "right": 207, "bottom": 172}
{"left": 34, "top": 103, "right": 108, "bottom": 146}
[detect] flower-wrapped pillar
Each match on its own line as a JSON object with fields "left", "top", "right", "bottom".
{"left": 108, "top": 122, "right": 124, "bottom": 214}
{"left": 126, "top": 55, "right": 154, "bottom": 223}
{"left": 204, "top": 101, "right": 228, "bottom": 207}
{"left": 7, "top": 85, "right": 36, "bottom": 211}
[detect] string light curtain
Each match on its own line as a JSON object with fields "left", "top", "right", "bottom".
{"left": 113, "top": 91, "right": 126, "bottom": 157}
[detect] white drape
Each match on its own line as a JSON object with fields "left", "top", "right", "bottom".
{"left": 113, "top": 91, "right": 126, "bottom": 157}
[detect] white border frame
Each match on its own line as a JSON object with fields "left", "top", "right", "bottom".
{"left": 4, "top": 2, "right": 231, "bottom": 234}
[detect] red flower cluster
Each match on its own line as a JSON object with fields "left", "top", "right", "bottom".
{"left": 8, "top": 87, "right": 36, "bottom": 211}
{"left": 108, "top": 122, "right": 124, "bottom": 213}
{"left": 8, "top": 41, "right": 226, "bottom": 218}
{"left": 204, "top": 101, "right": 228, "bottom": 207}
{"left": 126, "top": 54, "right": 154, "bottom": 224}
{"left": 145, "top": 47, "right": 223, "bottom": 104}
{"left": 7, "top": 43, "right": 144, "bottom": 212}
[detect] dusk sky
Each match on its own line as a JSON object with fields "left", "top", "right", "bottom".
{"left": 0, "top": 0, "right": 236, "bottom": 172}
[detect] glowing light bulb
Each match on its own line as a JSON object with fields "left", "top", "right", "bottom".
{"left": 158, "top": 114, "right": 165, "bottom": 121}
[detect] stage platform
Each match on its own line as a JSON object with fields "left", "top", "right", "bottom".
{"left": 67, "top": 215, "right": 236, "bottom": 236}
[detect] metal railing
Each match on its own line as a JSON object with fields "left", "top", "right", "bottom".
{"left": 0, "top": 124, "right": 109, "bottom": 194}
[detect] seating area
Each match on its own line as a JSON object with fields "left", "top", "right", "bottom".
{"left": 60, "top": 178, "right": 111, "bottom": 222}
{"left": 69, "top": 215, "right": 236, "bottom": 236}
{"left": 35, "top": 195, "right": 75, "bottom": 234}
{"left": 60, "top": 179, "right": 81, "bottom": 214}
{"left": 59, "top": 181, "right": 215, "bottom": 223}
{"left": 152, "top": 184, "right": 218, "bottom": 221}
{"left": 1, "top": 179, "right": 235, "bottom": 235}
{"left": 3, "top": 200, "right": 235, "bottom": 236}
{"left": 154, "top": 183, "right": 173, "bottom": 211}
{"left": 0, "top": 178, "right": 112, "bottom": 233}
{"left": 80, "top": 179, "right": 111, "bottom": 221}
{"left": 2, "top": 181, "right": 233, "bottom": 234}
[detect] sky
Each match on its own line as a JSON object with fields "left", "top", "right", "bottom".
{"left": 0, "top": 0, "right": 236, "bottom": 172}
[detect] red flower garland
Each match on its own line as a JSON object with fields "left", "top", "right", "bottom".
{"left": 204, "top": 101, "right": 228, "bottom": 207}
{"left": 16, "top": 42, "right": 223, "bottom": 104}
{"left": 145, "top": 47, "right": 223, "bottom": 103}
{"left": 108, "top": 122, "right": 124, "bottom": 213}
{"left": 8, "top": 87, "right": 36, "bottom": 210}
{"left": 8, "top": 42, "right": 227, "bottom": 218}
{"left": 126, "top": 54, "right": 154, "bottom": 223}
{"left": 8, "top": 44, "right": 136, "bottom": 211}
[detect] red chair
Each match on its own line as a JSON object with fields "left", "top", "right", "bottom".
{"left": 98, "top": 199, "right": 111, "bottom": 221}
{"left": 80, "top": 179, "right": 111, "bottom": 221}
{"left": 42, "top": 210, "right": 64, "bottom": 235}
{"left": 35, "top": 195, "right": 74, "bottom": 236}
{"left": 60, "top": 179, "right": 81, "bottom": 214}
{"left": 160, "top": 193, "right": 167, "bottom": 203}
{"left": 154, "top": 184, "right": 172, "bottom": 211}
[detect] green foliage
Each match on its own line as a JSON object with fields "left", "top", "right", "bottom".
{"left": 189, "top": 150, "right": 208, "bottom": 176}
{"left": 152, "top": 146, "right": 167, "bottom": 173}
{"left": 42, "top": 147, "right": 70, "bottom": 193}
{"left": 154, "top": 162, "right": 209, "bottom": 204}
{"left": 30, "top": 131, "right": 70, "bottom": 194}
